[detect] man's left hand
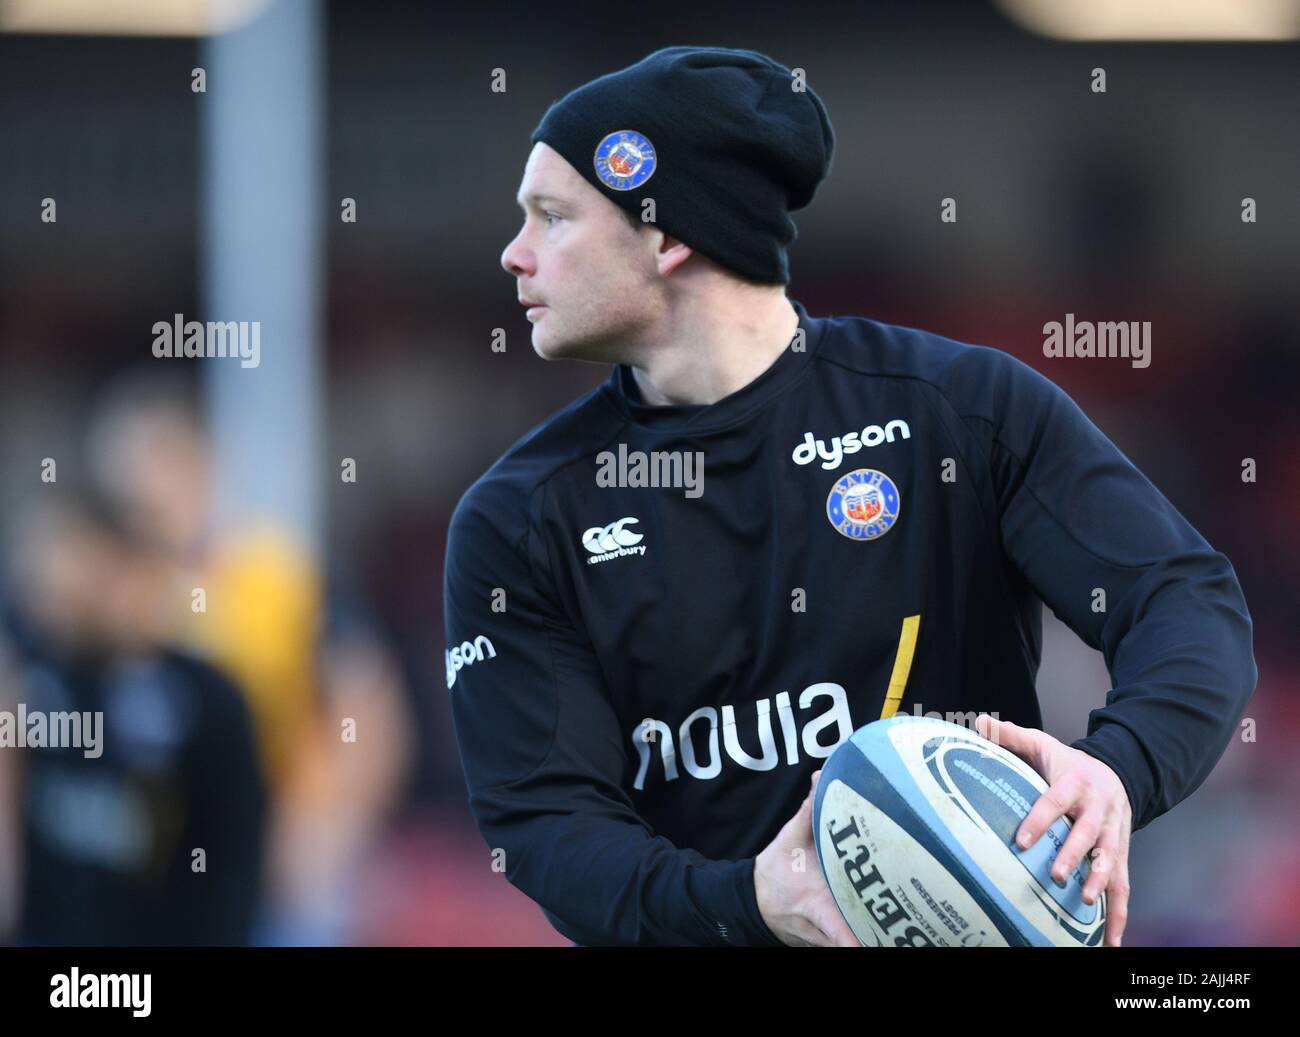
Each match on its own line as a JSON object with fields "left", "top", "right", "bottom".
{"left": 974, "top": 713, "right": 1132, "bottom": 948}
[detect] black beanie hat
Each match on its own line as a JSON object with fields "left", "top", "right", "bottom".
{"left": 529, "top": 45, "right": 836, "bottom": 285}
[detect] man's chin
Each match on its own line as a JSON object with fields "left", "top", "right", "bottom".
{"left": 531, "top": 329, "right": 564, "bottom": 360}
{"left": 532, "top": 326, "right": 599, "bottom": 362}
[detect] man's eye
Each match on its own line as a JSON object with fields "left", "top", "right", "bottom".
{"left": 543, "top": 212, "right": 561, "bottom": 226}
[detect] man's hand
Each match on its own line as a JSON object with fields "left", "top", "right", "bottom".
{"left": 754, "top": 769, "right": 860, "bottom": 947}
{"left": 975, "top": 714, "right": 1132, "bottom": 947}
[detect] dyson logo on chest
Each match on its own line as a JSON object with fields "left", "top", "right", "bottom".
{"left": 793, "top": 419, "right": 911, "bottom": 470}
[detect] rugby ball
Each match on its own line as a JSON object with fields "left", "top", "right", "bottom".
{"left": 812, "top": 715, "right": 1105, "bottom": 947}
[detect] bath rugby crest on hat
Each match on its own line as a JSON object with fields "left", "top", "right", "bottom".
{"left": 594, "top": 130, "right": 657, "bottom": 191}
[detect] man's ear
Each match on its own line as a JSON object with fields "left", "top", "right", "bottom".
{"left": 655, "top": 232, "right": 694, "bottom": 276}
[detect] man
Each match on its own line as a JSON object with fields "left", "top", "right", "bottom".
{"left": 444, "top": 46, "right": 1256, "bottom": 947}
{"left": 81, "top": 372, "right": 414, "bottom": 946}
{"left": 1, "top": 493, "right": 267, "bottom": 945}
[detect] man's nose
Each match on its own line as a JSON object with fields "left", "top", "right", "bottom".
{"left": 501, "top": 230, "right": 533, "bottom": 278}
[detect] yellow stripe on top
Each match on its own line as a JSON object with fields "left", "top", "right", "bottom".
{"left": 879, "top": 614, "right": 921, "bottom": 719}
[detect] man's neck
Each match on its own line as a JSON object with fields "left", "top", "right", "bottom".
{"left": 629, "top": 293, "right": 800, "bottom": 407}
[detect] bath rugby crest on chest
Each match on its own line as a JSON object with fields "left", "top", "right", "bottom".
{"left": 827, "top": 468, "right": 901, "bottom": 541}
{"left": 594, "top": 129, "right": 657, "bottom": 191}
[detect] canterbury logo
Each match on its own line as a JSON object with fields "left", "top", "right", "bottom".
{"left": 582, "top": 516, "right": 647, "bottom": 565}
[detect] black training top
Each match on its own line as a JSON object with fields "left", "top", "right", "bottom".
{"left": 443, "top": 298, "right": 1256, "bottom": 947}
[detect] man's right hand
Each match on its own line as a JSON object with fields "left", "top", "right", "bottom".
{"left": 753, "top": 769, "right": 860, "bottom": 947}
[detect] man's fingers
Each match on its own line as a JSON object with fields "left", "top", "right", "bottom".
{"left": 980, "top": 715, "right": 1050, "bottom": 778}
{"left": 1107, "top": 818, "right": 1132, "bottom": 948}
{"left": 793, "top": 768, "right": 823, "bottom": 836}
{"left": 824, "top": 911, "right": 859, "bottom": 947}
{"left": 1106, "top": 856, "right": 1130, "bottom": 948}
{"left": 1051, "top": 800, "right": 1102, "bottom": 883}
{"left": 811, "top": 891, "right": 858, "bottom": 947}
{"left": 1017, "top": 772, "right": 1083, "bottom": 850}
{"left": 1081, "top": 821, "right": 1120, "bottom": 904}
{"left": 776, "top": 766, "right": 859, "bottom": 948}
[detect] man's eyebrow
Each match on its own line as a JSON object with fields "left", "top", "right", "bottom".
{"left": 516, "top": 192, "right": 565, "bottom": 210}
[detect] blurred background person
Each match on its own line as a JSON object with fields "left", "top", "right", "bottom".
{"left": 0, "top": 491, "right": 265, "bottom": 945}
{"left": 83, "top": 370, "right": 415, "bottom": 944}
